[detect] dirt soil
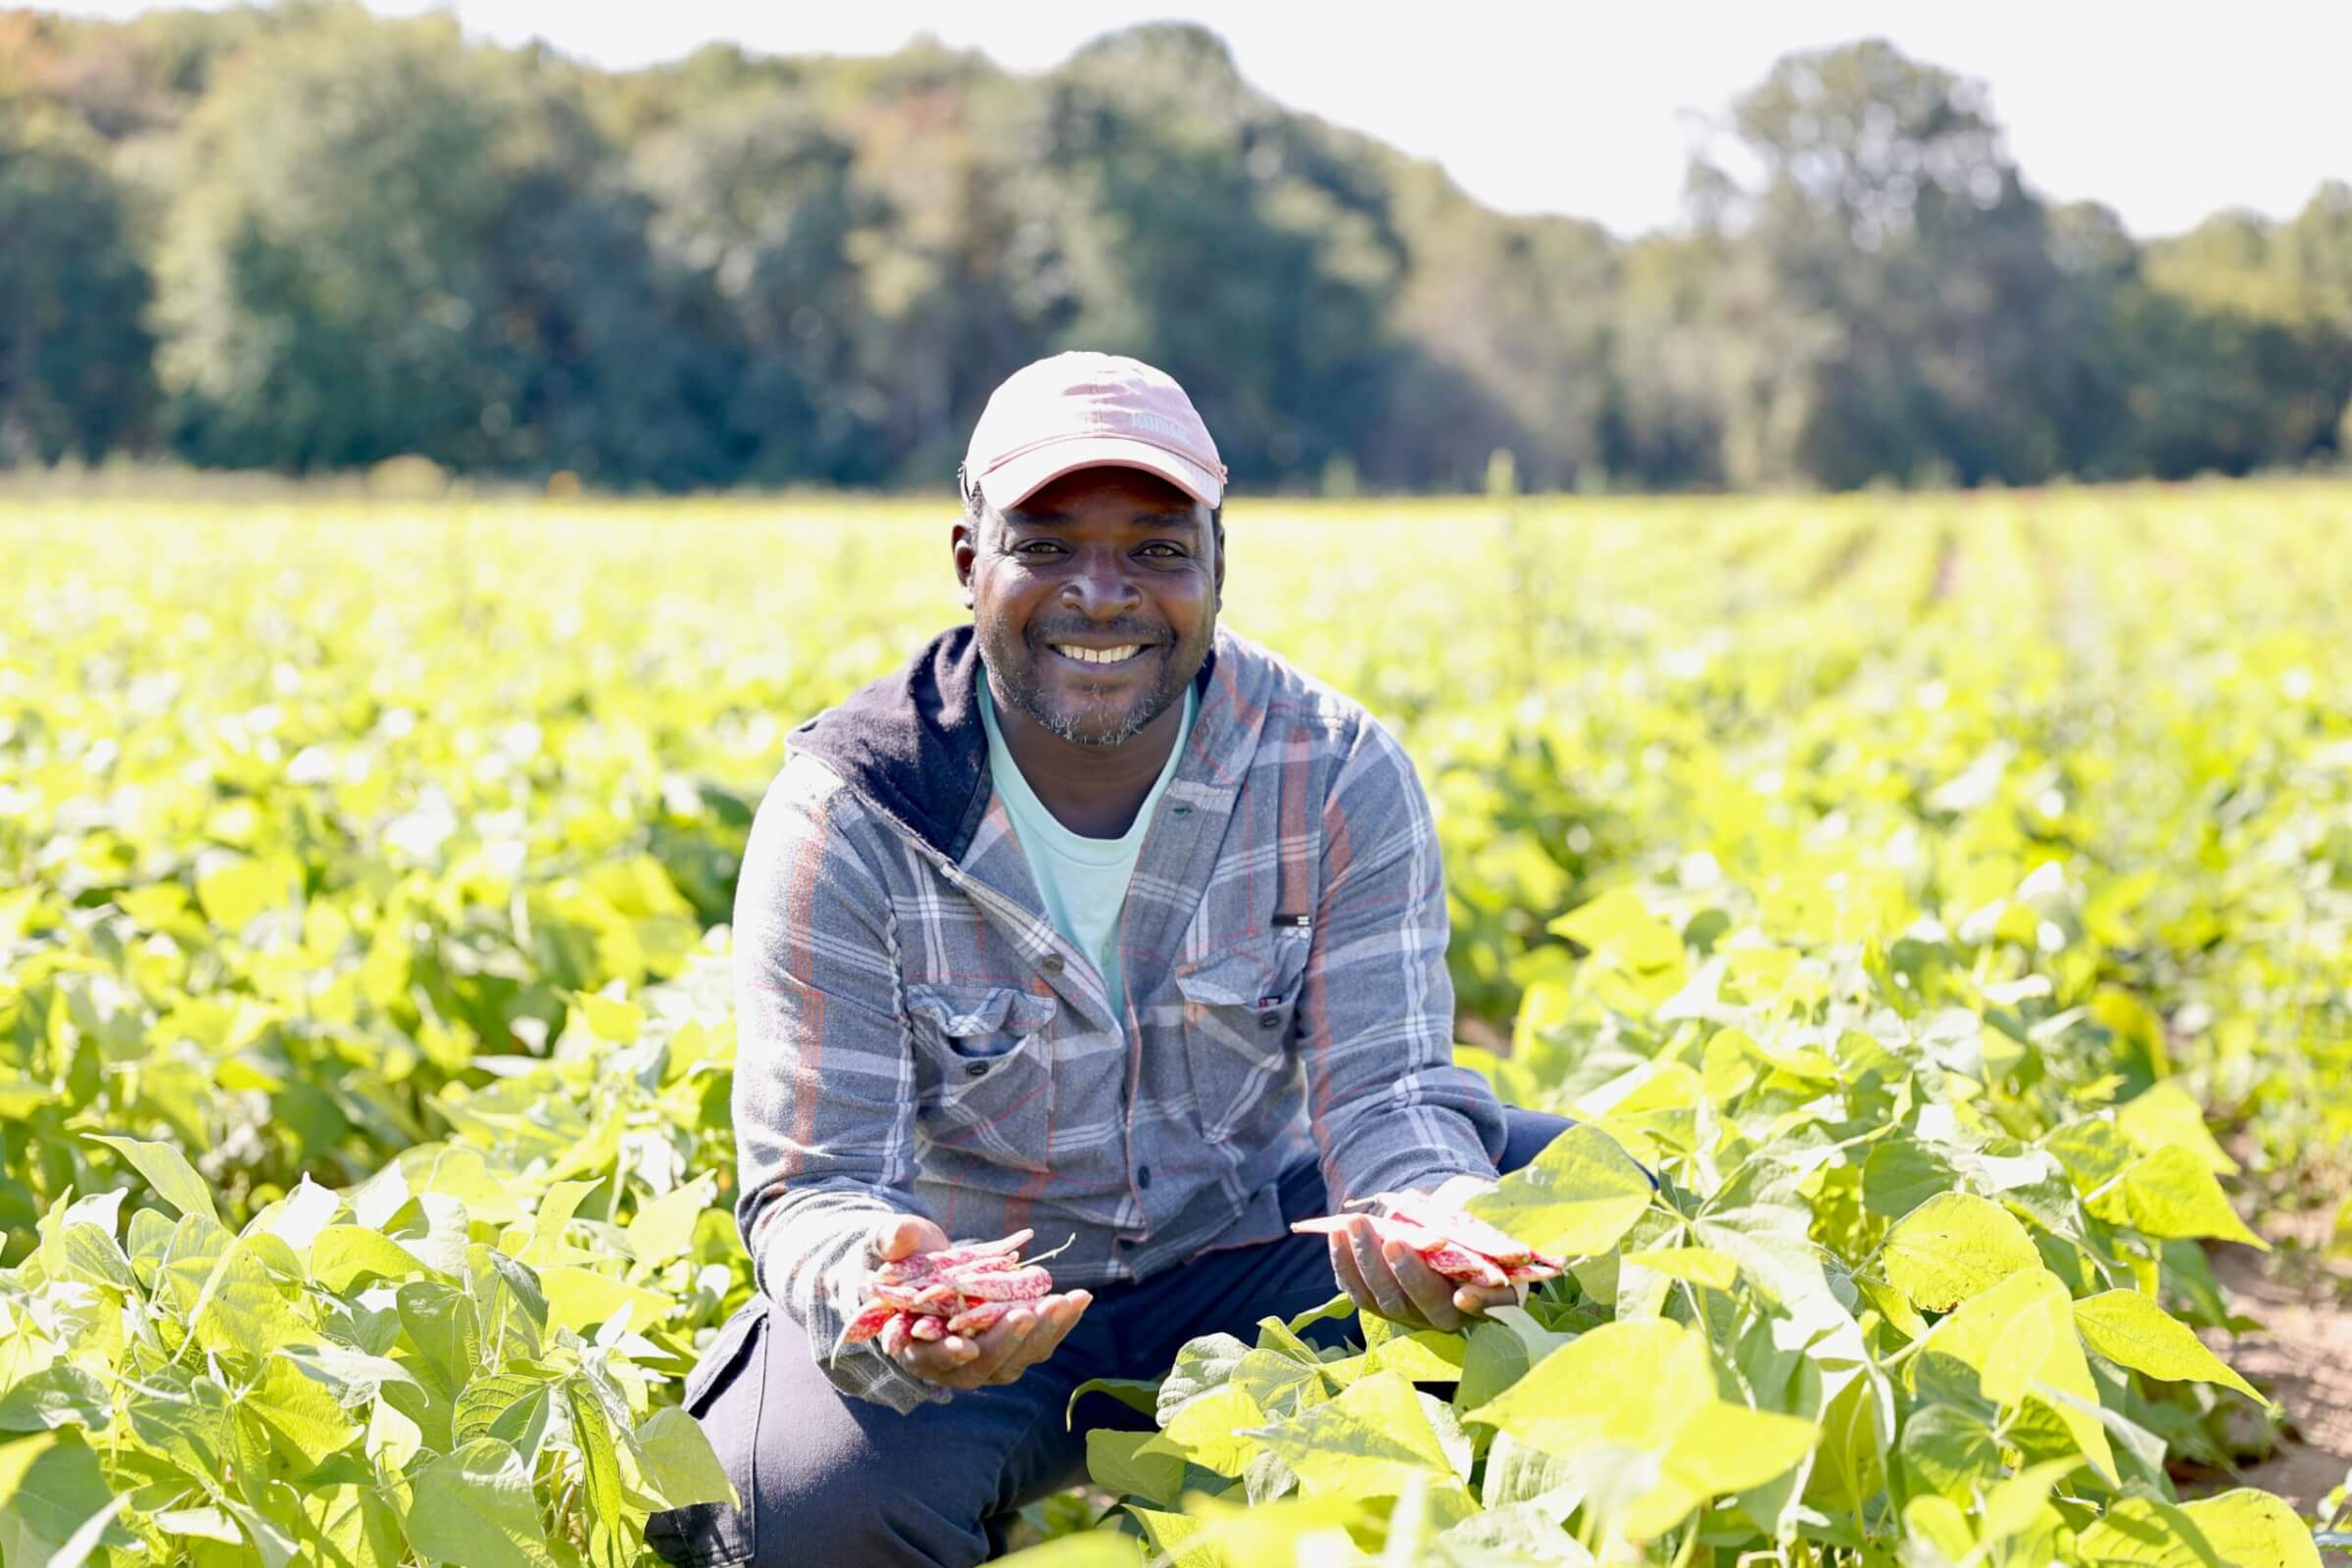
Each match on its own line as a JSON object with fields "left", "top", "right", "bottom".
{"left": 2195, "top": 1202, "right": 2352, "bottom": 1526}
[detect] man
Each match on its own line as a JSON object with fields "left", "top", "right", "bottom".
{"left": 648, "top": 352, "right": 1575, "bottom": 1568}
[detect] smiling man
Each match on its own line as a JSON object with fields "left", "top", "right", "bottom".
{"left": 648, "top": 353, "right": 1576, "bottom": 1568}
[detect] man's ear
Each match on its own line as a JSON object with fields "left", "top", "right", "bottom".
{"left": 953, "top": 514, "right": 978, "bottom": 611}
{"left": 1212, "top": 521, "right": 1225, "bottom": 611}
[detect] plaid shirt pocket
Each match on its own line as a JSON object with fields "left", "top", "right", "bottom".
{"left": 1172, "top": 929, "right": 1311, "bottom": 1142}
{"left": 907, "top": 983, "right": 1058, "bottom": 1175}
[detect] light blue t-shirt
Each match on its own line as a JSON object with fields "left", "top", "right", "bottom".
{"left": 978, "top": 666, "right": 1196, "bottom": 1024}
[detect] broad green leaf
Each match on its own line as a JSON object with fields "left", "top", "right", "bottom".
{"left": 196, "top": 855, "right": 292, "bottom": 934}
{"left": 2075, "top": 1489, "right": 2321, "bottom": 1567}
{"left": 0, "top": 1367, "right": 111, "bottom": 1434}
{"left": 278, "top": 1343, "right": 419, "bottom": 1408}
{"left": 251, "top": 1176, "right": 342, "bottom": 1254}
{"left": 1160, "top": 1385, "right": 1267, "bottom": 1477}
{"left": 191, "top": 1237, "right": 311, "bottom": 1363}
{"left": 1362, "top": 1329, "right": 1467, "bottom": 1382}
{"left": 1067, "top": 1376, "right": 1161, "bottom": 1428}
{"left": 1462, "top": 1123, "right": 1653, "bottom": 1258}
{"left": 2114, "top": 1082, "right": 2240, "bottom": 1175}
{"left": 566, "top": 1379, "right": 627, "bottom": 1568}
{"left": 1861, "top": 1137, "right": 1960, "bottom": 1220}
{"left": 1659, "top": 1403, "right": 1818, "bottom": 1509}
{"left": 624, "top": 1173, "right": 716, "bottom": 1267}
{"left": 1229, "top": 1348, "right": 1333, "bottom": 1417}
{"left": 1441, "top": 1500, "right": 1594, "bottom": 1563}
{"left": 1549, "top": 889, "right": 1684, "bottom": 971}
{"left": 403, "top": 1438, "right": 557, "bottom": 1568}
{"left": 995, "top": 1532, "right": 1150, "bottom": 1568}
{"left": 1250, "top": 1369, "right": 1465, "bottom": 1503}
{"left": 0, "top": 1431, "right": 123, "bottom": 1568}
{"left": 1088, "top": 1430, "right": 1190, "bottom": 1508}
{"left": 1620, "top": 1246, "right": 1739, "bottom": 1291}
{"left": 2086, "top": 1146, "right": 2267, "bottom": 1249}
{"left": 455, "top": 1370, "right": 549, "bottom": 1447}
{"left": 311, "top": 1224, "right": 431, "bottom": 1291}
{"left": 296, "top": 1484, "right": 406, "bottom": 1568}
{"left": 1154, "top": 1334, "right": 1250, "bottom": 1426}
{"left": 248, "top": 1352, "right": 362, "bottom": 1473}
{"left": 2071, "top": 1290, "right": 2265, "bottom": 1402}
{"left": 634, "top": 1407, "right": 740, "bottom": 1510}
{"left": 536, "top": 1266, "right": 674, "bottom": 1335}
{"left": 573, "top": 991, "right": 648, "bottom": 1044}
{"left": 1913, "top": 1266, "right": 2116, "bottom": 1482}
{"left": 1881, "top": 1191, "right": 2040, "bottom": 1311}
{"left": 1467, "top": 1318, "right": 1713, "bottom": 1456}
{"left": 83, "top": 1135, "right": 219, "bottom": 1227}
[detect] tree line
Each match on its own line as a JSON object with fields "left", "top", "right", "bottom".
{"left": 4, "top": 5, "right": 2349, "bottom": 492}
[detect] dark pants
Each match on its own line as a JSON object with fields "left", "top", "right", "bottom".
{"left": 646, "top": 1107, "right": 1576, "bottom": 1568}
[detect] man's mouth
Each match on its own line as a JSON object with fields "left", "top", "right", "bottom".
{"left": 1045, "top": 642, "right": 1156, "bottom": 668}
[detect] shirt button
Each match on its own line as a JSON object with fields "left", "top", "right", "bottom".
{"left": 965, "top": 1061, "right": 990, "bottom": 1077}
{"left": 1137, "top": 1165, "right": 1152, "bottom": 1189}
{"left": 1041, "top": 954, "right": 1064, "bottom": 973}
{"left": 1257, "top": 1010, "right": 1281, "bottom": 1029}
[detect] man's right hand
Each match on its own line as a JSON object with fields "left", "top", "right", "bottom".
{"left": 869, "top": 1216, "right": 1093, "bottom": 1392}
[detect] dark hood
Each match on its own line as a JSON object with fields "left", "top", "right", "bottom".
{"left": 786, "top": 623, "right": 1220, "bottom": 863}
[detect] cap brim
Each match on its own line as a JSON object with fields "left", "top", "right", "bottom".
{"left": 979, "top": 434, "right": 1223, "bottom": 512}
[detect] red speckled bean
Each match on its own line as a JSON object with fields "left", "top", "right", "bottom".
{"left": 907, "top": 1314, "right": 947, "bottom": 1342}
{"left": 946, "top": 1299, "right": 1018, "bottom": 1337}
{"left": 951, "top": 1265, "right": 1052, "bottom": 1301}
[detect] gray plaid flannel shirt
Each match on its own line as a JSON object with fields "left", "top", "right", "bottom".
{"left": 732, "top": 624, "right": 1506, "bottom": 1411}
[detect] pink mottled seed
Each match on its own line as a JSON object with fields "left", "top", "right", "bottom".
{"left": 1378, "top": 1192, "right": 1533, "bottom": 1265}
{"left": 906, "top": 1282, "right": 965, "bottom": 1315}
{"left": 952, "top": 1265, "right": 1052, "bottom": 1301}
{"left": 946, "top": 1299, "right": 1018, "bottom": 1337}
{"left": 907, "top": 1314, "right": 947, "bottom": 1342}
{"left": 879, "top": 1315, "right": 912, "bottom": 1357}
{"left": 1420, "top": 1244, "right": 1509, "bottom": 1288}
{"left": 842, "top": 1299, "right": 901, "bottom": 1344}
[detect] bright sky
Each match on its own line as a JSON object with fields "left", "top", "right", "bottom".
{"left": 50, "top": 1, "right": 2352, "bottom": 239}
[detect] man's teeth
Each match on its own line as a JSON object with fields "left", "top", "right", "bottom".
{"left": 1053, "top": 644, "right": 1145, "bottom": 665}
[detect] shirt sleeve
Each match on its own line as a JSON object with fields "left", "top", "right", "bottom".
{"left": 1297, "top": 712, "right": 1507, "bottom": 1206}
{"left": 731, "top": 761, "right": 948, "bottom": 1413}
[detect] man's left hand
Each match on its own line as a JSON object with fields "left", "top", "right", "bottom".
{"left": 1324, "top": 1173, "right": 1520, "bottom": 1334}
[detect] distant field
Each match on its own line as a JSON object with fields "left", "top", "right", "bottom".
{"left": 3, "top": 484, "right": 2348, "bottom": 1564}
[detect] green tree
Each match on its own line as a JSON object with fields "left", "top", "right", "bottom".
{"left": 153, "top": 7, "right": 727, "bottom": 485}
{"left": 1696, "top": 39, "right": 2078, "bottom": 488}
{"left": 1032, "top": 24, "right": 1406, "bottom": 488}
{"left": 0, "top": 96, "right": 158, "bottom": 464}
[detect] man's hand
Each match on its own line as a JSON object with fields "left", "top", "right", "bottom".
{"left": 867, "top": 1216, "right": 1092, "bottom": 1392}
{"left": 1325, "top": 1173, "right": 1519, "bottom": 1335}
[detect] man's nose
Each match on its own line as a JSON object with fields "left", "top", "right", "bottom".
{"left": 1060, "top": 550, "right": 1142, "bottom": 616}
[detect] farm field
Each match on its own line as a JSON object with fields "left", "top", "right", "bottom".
{"left": 2, "top": 484, "right": 2349, "bottom": 1565}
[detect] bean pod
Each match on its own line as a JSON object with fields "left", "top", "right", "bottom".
{"left": 1292, "top": 1193, "right": 1564, "bottom": 1296}
{"left": 841, "top": 1229, "right": 1065, "bottom": 1351}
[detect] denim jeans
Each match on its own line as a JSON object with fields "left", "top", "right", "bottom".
{"left": 645, "top": 1106, "right": 1578, "bottom": 1568}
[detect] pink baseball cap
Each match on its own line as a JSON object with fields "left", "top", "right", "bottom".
{"left": 962, "top": 351, "right": 1227, "bottom": 512}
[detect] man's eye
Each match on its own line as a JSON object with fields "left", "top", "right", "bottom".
{"left": 1141, "top": 544, "right": 1186, "bottom": 559}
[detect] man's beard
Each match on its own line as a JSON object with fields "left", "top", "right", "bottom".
{"left": 980, "top": 614, "right": 1212, "bottom": 748}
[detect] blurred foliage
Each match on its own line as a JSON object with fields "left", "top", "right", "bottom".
{"left": 1, "top": 6, "right": 2348, "bottom": 491}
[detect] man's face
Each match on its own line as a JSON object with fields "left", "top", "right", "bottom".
{"left": 955, "top": 466, "right": 1222, "bottom": 749}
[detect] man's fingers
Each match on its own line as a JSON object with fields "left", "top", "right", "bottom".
{"left": 1343, "top": 1217, "right": 1418, "bottom": 1325}
{"left": 1451, "top": 1282, "right": 1523, "bottom": 1319}
{"left": 899, "top": 1291, "right": 1092, "bottom": 1391}
{"left": 1386, "top": 1242, "right": 1464, "bottom": 1332}
{"left": 1327, "top": 1232, "right": 1375, "bottom": 1314}
{"left": 875, "top": 1214, "right": 949, "bottom": 1263}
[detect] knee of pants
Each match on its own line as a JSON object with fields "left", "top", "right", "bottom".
{"left": 645, "top": 1301, "right": 998, "bottom": 1568}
